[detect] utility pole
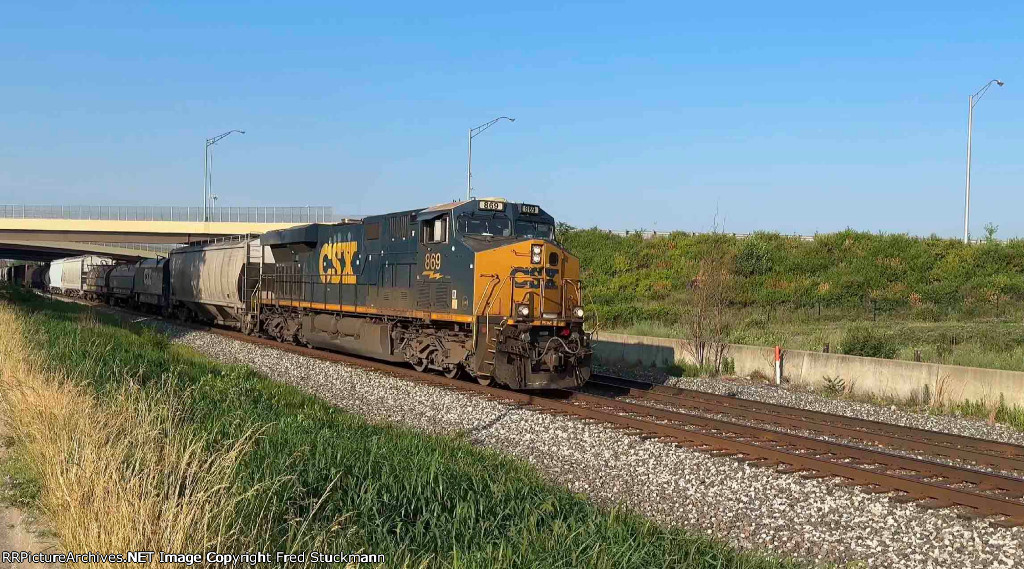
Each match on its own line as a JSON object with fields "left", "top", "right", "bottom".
{"left": 467, "top": 117, "right": 515, "bottom": 200}
{"left": 204, "top": 130, "right": 245, "bottom": 222}
{"left": 963, "top": 80, "right": 1003, "bottom": 243}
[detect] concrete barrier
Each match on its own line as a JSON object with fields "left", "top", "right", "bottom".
{"left": 592, "top": 331, "right": 1024, "bottom": 407}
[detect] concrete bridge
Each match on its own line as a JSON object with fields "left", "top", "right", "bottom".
{"left": 0, "top": 204, "right": 346, "bottom": 243}
{"left": 0, "top": 204, "right": 348, "bottom": 260}
{"left": 0, "top": 240, "right": 162, "bottom": 262}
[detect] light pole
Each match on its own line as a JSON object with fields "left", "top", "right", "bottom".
{"left": 964, "top": 80, "right": 1003, "bottom": 243}
{"left": 467, "top": 116, "right": 514, "bottom": 200}
{"left": 211, "top": 194, "right": 219, "bottom": 221}
{"left": 204, "top": 130, "right": 245, "bottom": 222}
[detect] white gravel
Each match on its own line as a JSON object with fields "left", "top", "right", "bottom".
{"left": 161, "top": 325, "right": 1023, "bottom": 569}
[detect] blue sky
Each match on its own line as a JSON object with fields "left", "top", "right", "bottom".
{"left": 1, "top": 2, "right": 1021, "bottom": 237}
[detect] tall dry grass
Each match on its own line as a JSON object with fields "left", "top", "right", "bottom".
{"left": 0, "top": 304, "right": 290, "bottom": 563}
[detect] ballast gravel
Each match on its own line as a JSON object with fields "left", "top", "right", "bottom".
{"left": 164, "top": 327, "right": 1023, "bottom": 569}
{"left": 662, "top": 374, "right": 1024, "bottom": 448}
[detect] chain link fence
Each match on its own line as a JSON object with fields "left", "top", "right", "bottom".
{"left": 0, "top": 205, "right": 346, "bottom": 223}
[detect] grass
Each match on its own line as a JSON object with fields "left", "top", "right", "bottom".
{"left": 561, "top": 228, "right": 1024, "bottom": 374}
{"left": 0, "top": 286, "right": 802, "bottom": 569}
{"left": 0, "top": 304, "right": 327, "bottom": 563}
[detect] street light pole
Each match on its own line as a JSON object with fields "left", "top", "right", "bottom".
{"left": 204, "top": 129, "right": 245, "bottom": 222}
{"left": 467, "top": 116, "right": 515, "bottom": 200}
{"left": 963, "top": 80, "right": 1003, "bottom": 243}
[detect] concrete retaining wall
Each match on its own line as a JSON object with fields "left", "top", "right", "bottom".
{"left": 592, "top": 332, "right": 1024, "bottom": 408}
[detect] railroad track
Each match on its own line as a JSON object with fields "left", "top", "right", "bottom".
{"left": 588, "top": 374, "right": 1024, "bottom": 473}
{"left": 46, "top": 294, "right": 1024, "bottom": 528}
{"left": 210, "top": 327, "right": 1024, "bottom": 527}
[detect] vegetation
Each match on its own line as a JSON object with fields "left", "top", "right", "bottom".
{"left": 0, "top": 286, "right": 799, "bottom": 569}
{"left": 558, "top": 226, "right": 1024, "bottom": 371}
{"left": 838, "top": 326, "right": 899, "bottom": 359}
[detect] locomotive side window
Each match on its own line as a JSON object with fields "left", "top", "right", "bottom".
{"left": 422, "top": 215, "right": 448, "bottom": 244}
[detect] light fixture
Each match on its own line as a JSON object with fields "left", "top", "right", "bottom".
{"left": 531, "top": 244, "right": 542, "bottom": 264}
{"left": 573, "top": 306, "right": 585, "bottom": 319}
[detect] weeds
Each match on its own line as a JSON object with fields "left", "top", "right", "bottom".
{"left": 666, "top": 360, "right": 720, "bottom": 378}
{"left": 0, "top": 304, "right": 341, "bottom": 561}
{"left": 822, "top": 376, "right": 846, "bottom": 398}
{"left": 839, "top": 326, "right": 898, "bottom": 359}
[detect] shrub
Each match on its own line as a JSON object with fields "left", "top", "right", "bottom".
{"left": 840, "top": 326, "right": 899, "bottom": 359}
{"left": 749, "top": 369, "right": 770, "bottom": 382}
{"left": 822, "top": 375, "right": 846, "bottom": 397}
{"left": 721, "top": 357, "right": 736, "bottom": 375}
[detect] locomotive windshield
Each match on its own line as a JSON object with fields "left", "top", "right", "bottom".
{"left": 514, "top": 219, "right": 554, "bottom": 240}
{"left": 457, "top": 213, "right": 512, "bottom": 237}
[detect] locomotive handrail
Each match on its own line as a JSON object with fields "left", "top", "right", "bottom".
{"left": 506, "top": 271, "right": 569, "bottom": 320}
{"left": 474, "top": 274, "right": 501, "bottom": 347}
{"left": 481, "top": 275, "right": 511, "bottom": 346}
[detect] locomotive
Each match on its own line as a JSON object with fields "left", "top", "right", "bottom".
{"left": 255, "top": 198, "right": 592, "bottom": 390}
{"left": 17, "top": 199, "right": 592, "bottom": 391}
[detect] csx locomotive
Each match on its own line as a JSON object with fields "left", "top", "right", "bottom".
{"left": 257, "top": 198, "right": 592, "bottom": 389}
{"left": 18, "top": 199, "right": 592, "bottom": 391}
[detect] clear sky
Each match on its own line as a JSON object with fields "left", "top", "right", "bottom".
{"left": 1, "top": 2, "right": 1020, "bottom": 237}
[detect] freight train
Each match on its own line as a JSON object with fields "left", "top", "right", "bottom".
{"left": 11, "top": 199, "right": 592, "bottom": 390}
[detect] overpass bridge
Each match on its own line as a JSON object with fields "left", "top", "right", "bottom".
{"left": 0, "top": 204, "right": 346, "bottom": 243}
{"left": 0, "top": 240, "right": 162, "bottom": 262}
{"left": 0, "top": 204, "right": 349, "bottom": 260}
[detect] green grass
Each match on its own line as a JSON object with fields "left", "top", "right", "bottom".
{"left": 560, "top": 227, "right": 1024, "bottom": 373}
{"left": 3, "top": 287, "right": 800, "bottom": 569}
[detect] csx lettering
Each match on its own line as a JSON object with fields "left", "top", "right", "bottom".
{"left": 319, "top": 241, "right": 358, "bottom": 284}
{"left": 424, "top": 252, "right": 442, "bottom": 271}
{"left": 512, "top": 267, "right": 558, "bottom": 289}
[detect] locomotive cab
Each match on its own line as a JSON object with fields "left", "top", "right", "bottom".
{"left": 439, "top": 198, "right": 592, "bottom": 389}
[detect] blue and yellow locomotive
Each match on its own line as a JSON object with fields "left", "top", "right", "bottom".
{"left": 256, "top": 198, "right": 592, "bottom": 390}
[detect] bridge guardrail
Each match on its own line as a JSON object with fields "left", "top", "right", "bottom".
{"left": 0, "top": 205, "right": 346, "bottom": 224}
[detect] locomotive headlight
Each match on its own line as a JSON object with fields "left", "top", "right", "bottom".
{"left": 516, "top": 304, "right": 531, "bottom": 318}
{"left": 531, "top": 244, "right": 542, "bottom": 264}
{"left": 573, "top": 306, "right": 585, "bottom": 319}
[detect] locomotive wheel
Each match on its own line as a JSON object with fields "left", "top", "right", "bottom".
{"left": 476, "top": 375, "right": 494, "bottom": 387}
{"left": 411, "top": 358, "right": 429, "bottom": 373}
{"left": 442, "top": 365, "right": 461, "bottom": 379}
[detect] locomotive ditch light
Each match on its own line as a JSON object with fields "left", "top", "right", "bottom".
{"left": 573, "top": 306, "right": 585, "bottom": 319}
{"left": 531, "top": 244, "right": 542, "bottom": 264}
{"left": 517, "top": 304, "right": 531, "bottom": 318}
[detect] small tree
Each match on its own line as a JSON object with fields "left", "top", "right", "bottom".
{"left": 984, "top": 222, "right": 1000, "bottom": 243}
{"left": 683, "top": 240, "right": 736, "bottom": 373}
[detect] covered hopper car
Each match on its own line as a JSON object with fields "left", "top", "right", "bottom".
{"left": 47, "top": 256, "right": 114, "bottom": 297}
